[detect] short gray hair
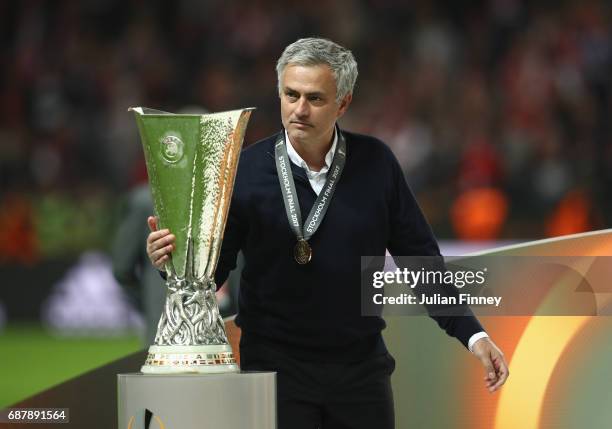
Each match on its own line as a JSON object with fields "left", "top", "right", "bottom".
{"left": 276, "top": 38, "right": 358, "bottom": 104}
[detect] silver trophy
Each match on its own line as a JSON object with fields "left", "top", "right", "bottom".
{"left": 130, "top": 106, "right": 254, "bottom": 373}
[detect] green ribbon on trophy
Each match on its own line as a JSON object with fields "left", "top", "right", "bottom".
{"left": 130, "top": 106, "right": 254, "bottom": 374}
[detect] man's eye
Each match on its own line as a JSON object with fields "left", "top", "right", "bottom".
{"left": 286, "top": 93, "right": 298, "bottom": 100}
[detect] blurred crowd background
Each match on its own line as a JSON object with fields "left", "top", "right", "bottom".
{"left": 0, "top": 0, "right": 611, "bottom": 327}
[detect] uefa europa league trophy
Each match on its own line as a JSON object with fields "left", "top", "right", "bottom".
{"left": 129, "top": 106, "right": 254, "bottom": 374}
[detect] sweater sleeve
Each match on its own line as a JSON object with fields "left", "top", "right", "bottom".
{"left": 384, "top": 148, "right": 485, "bottom": 349}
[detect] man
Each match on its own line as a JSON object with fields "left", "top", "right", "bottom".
{"left": 112, "top": 184, "right": 166, "bottom": 344}
{"left": 146, "top": 38, "right": 509, "bottom": 429}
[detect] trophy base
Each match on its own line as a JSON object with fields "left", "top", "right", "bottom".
{"left": 141, "top": 344, "right": 239, "bottom": 374}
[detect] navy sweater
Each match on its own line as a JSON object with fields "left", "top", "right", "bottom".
{"left": 214, "top": 130, "right": 483, "bottom": 362}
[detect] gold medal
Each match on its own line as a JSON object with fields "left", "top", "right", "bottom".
{"left": 294, "top": 239, "right": 312, "bottom": 264}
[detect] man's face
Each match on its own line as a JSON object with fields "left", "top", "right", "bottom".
{"left": 280, "top": 64, "right": 351, "bottom": 146}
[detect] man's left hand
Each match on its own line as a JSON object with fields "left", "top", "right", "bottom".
{"left": 471, "top": 338, "right": 509, "bottom": 393}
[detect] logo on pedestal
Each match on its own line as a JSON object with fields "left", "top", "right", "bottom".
{"left": 127, "top": 409, "right": 166, "bottom": 429}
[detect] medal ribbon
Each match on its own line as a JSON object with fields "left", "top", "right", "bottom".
{"left": 275, "top": 127, "right": 347, "bottom": 243}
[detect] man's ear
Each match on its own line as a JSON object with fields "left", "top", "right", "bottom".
{"left": 337, "top": 93, "right": 353, "bottom": 118}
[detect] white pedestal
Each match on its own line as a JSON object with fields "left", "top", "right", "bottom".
{"left": 117, "top": 372, "right": 276, "bottom": 429}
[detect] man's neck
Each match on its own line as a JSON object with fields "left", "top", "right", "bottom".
{"left": 288, "top": 130, "right": 335, "bottom": 172}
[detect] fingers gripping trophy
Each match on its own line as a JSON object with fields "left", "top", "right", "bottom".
{"left": 130, "top": 106, "right": 254, "bottom": 374}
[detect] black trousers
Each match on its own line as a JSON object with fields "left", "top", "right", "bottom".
{"left": 240, "top": 341, "right": 395, "bottom": 429}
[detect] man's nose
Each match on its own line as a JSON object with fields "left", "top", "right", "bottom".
{"left": 294, "top": 97, "right": 309, "bottom": 117}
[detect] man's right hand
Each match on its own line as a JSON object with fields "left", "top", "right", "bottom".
{"left": 146, "top": 216, "right": 176, "bottom": 270}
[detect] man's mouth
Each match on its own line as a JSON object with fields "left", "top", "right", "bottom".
{"left": 291, "top": 121, "right": 313, "bottom": 127}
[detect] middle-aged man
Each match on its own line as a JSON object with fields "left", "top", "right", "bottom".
{"left": 146, "top": 37, "right": 509, "bottom": 429}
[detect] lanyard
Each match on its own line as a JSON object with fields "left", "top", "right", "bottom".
{"left": 274, "top": 128, "right": 347, "bottom": 264}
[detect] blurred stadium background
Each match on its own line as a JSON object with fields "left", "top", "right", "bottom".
{"left": 0, "top": 0, "right": 610, "bottom": 423}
